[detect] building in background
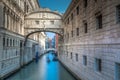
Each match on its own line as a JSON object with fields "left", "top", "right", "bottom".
{"left": 48, "top": 38, "right": 52, "bottom": 48}
{"left": 55, "top": 34, "right": 59, "bottom": 50}
{"left": 45, "top": 37, "right": 49, "bottom": 49}
{"left": 52, "top": 36, "right": 55, "bottom": 48}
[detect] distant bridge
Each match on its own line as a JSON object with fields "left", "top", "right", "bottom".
{"left": 44, "top": 48, "right": 57, "bottom": 53}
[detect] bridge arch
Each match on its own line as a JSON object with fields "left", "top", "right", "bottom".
{"left": 24, "top": 30, "right": 63, "bottom": 46}
{"left": 24, "top": 9, "right": 63, "bottom": 46}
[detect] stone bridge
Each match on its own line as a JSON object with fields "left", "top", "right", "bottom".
{"left": 24, "top": 9, "right": 64, "bottom": 45}
{"left": 44, "top": 48, "right": 57, "bottom": 53}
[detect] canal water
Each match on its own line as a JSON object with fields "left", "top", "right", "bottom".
{"left": 6, "top": 53, "right": 76, "bottom": 80}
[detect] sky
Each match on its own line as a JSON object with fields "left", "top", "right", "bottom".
{"left": 46, "top": 32, "right": 55, "bottom": 39}
{"left": 38, "top": 0, "right": 71, "bottom": 38}
{"left": 38, "top": 0, "right": 71, "bottom": 13}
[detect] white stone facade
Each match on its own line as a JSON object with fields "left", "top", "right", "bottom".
{"left": 0, "top": 0, "right": 46, "bottom": 78}
{"left": 59, "top": 0, "right": 120, "bottom": 80}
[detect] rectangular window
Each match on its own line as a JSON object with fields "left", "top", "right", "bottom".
{"left": 95, "top": 58, "right": 102, "bottom": 72}
{"left": 96, "top": 14, "right": 102, "bottom": 29}
{"left": 71, "top": 13, "right": 73, "bottom": 20}
{"left": 116, "top": 5, "right": 120, "bottom": 23}
{"left": 13, "top": 40, "right": 15, "bottom": 46}
{"left": 7, "top": 38, "right": 9, "bottom": 47}
{"left": 83, "top": 55, "right": 87, "bottom": 66}
{"left": 71, "top": 30, "right": 73, "bottom": 37}
{"left": 71, "top": 52, "right": 72, "bottom": 59}
{"left": 67, "top": 18, "right": 69, "bottom": 24}
{"left": 84, "top": 0, "right": 88, "bottom": 8}
{"left": 20, "top": 41, "right": 23, "bottom": 48}
{"left": 67, "top": 33, "right": 69, "bottom": 39}
{"left": 95, "top": 0, "right": 97, "bottom": 2}
{"left": 3, "top": 38, "right": 5, "bottom": 47}
{"left": 76, "top": 28, "right": 79, "bottom": 36}
{"left": 10, "top": 39, "right": 12, "bottom": 46}
{"left": 50, "top": 21, "right": 54, "bottom": 24}
{"left": 35, "top": 21, "right": 39, "bottom": 25}
{"left": 84, "top": 22, "right": 88, "bottom": 33}
{"left": 76, "top": 6, "right": 79, "bottom": 15}
{"left": 76, "top": 54, "right": 78, "bottom": 61}
{"left": 115, "top": 63, "right": 120, "bottom": 80}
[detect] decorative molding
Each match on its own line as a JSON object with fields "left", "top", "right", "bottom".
{"left": 26, "top": 10, "right": 62, "bottom": 18}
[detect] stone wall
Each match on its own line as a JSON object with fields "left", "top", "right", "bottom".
{"left": 0, "top": 0, "right": 42, "bottom": 78}
{"left": 60, "top": 0, "right": 120, "bottom": 80}
{"left": 0, "top": 30, "right": 23, "bottom": 78}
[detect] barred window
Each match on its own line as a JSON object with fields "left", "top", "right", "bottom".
{"left": 71, "top": 13, "right": 73, "bottom": 20}
{"left": 76, "top": 28, "right": 79, "bottom": 36}
{"left": 84, "top": 0, "right": 88, "bottom": 8}
{"left": 71, "top": 30, "right": 73, "bottom": 37}
{"left": 95, "top": 0, "right": 97, "bottom": 2}
{"left": 76, "top": 6, "right": 79, "bottom": 15}
{"left": 10, "top": 39, "right": 12, "bottom": 46}
{"left": 96, "top": 14, "right": 102, "bottom": 29}
{"left": 67, "top": 18, "right": 69, "bottom": 24}
{"left": 7, "top": 38, "right": 9, "bottom": 46}
{"left": 3, "top": 38, "right": 5, "bottom": 47}
{"left": 115, "top": 63, "right": 120, "bottom": 80}
{"left": 13, "top": 39, "right": 15, "bottom": 46}
{"left": 84, "top": 22, "right": 88, "bottom": 33}
{"left": 71, "top": 52, "right": 72, "bottom": 59}
{"left": 76, "top": 54, "right": 78, "bottom": 61}
{"left": 116, "top": 5, "right": 120, "bottom": 23}
{"left": 83, "top": 55, "right": 87, "bottom": 66}
{"left": 95, "top": 58, "right": 102, "bottom": 72}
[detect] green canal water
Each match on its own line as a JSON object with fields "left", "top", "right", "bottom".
{"left": 6, "top": 53, "right": 77, "bottom": 80}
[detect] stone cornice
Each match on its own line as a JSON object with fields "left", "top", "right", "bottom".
{"left": 25, "top": 18, "right": 61, "bottom": 20}
{"left": 25, "top": 10, "right": 62, "bottom": 18}
{"left": 0, "top": 27, "right": 25, "bottom": 38}
{"left": 63, "top": 0, "right": 80, "bottom": 21}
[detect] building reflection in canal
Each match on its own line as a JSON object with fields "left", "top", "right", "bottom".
{"left": 6, "top": 52, "right": 76, "bottom": 80}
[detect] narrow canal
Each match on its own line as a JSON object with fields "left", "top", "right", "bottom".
{"left": 6, "top": 52, "right": 76, "bottom": 80}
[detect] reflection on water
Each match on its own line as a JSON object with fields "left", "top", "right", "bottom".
{"left": 6, "top": 53, "right": 76, "bottom": 80}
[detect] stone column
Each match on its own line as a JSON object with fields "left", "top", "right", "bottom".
{"left": 4, "top": 10, "right": 7, "bottom": 28}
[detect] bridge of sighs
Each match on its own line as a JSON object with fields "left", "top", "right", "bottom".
{"left": 24, "top": 8, "right": 64, "bottom": 45}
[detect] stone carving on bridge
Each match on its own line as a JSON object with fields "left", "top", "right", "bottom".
{"left": 25, "top": 8, "right": 64, "bottom": 37}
